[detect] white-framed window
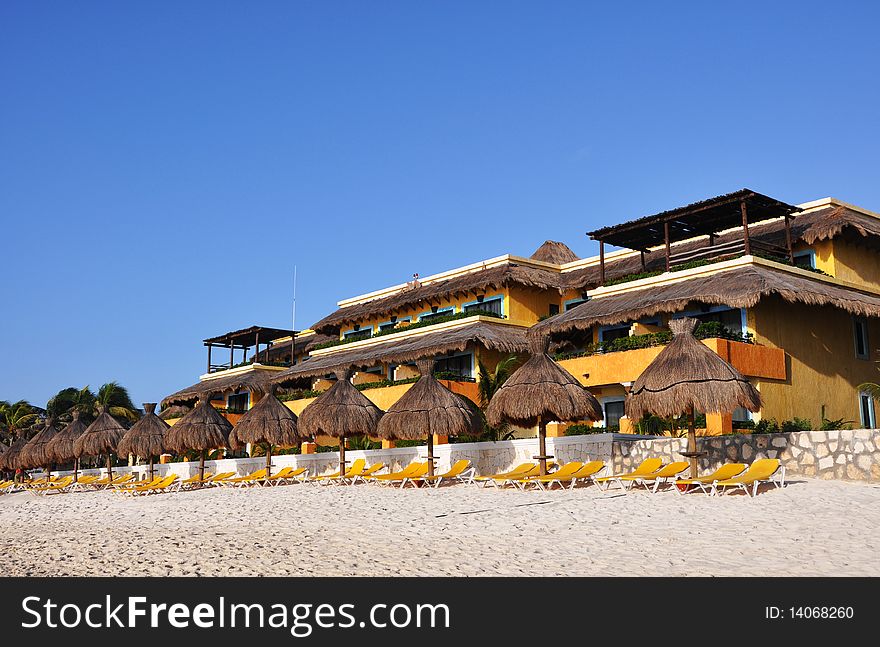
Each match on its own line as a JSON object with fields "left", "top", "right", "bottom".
{"left": 378, "top": 316, "right": 410, "bottom": 332}
{"left": 463, "top": 295, "right": 503, "bottom": 317}
{"left": 793, "top": 250, "right": 816, "bottom": 269}
{"left": 853, "top": 317, "right": 870, "bottom": 360}
{"left": 343, "top": 327, "right": 372, "bottom": 342}
{"left": 419, "top": 306, "right": 455, "bottom": 322}
{"left": 859, "top": 392, "right": 876, "bottom": 429}
{"left": 602, "top": 397, "right": 626, "bottom": 430}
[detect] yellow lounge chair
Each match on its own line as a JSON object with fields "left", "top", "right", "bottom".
{"left": 97, "top": 474, "right": 135, "bottom": 490}
{"left": 178, "top": 472, "right": 214, "bottom": 489}
{"left": 711, "top": 459, "right": 784, "bottom": 497}
{"left": 265, "top": 466, "right": 309, "bottom": 486}
{"left": 411, "top": 460, "right": 475, "bottom": 488}
{"left": 670, "top": 463, "right": 747, "bottom": 495}
{"left": 349, "top": 462, "right": 385, "bottom": 485}
{"left": 627, "top": 461, "right": 690, "bottom": 493}
{"left": 517, "top": 461, "right": 603, "bottom": 491}
{"left": 28, "top": 475, "right": 75, "bottom": 495}
{"left": 125, "top": 474, "right": 179, "bottom": 496}
{"left": 512, "top": 461, "right": 583, "bottom": 491}
{"left": 492, "top": 462, "right": 557, "bottom": 489}
{"left": 114, "top": 475, "right": 164, "bottom": 493}
{"left": 203, "top": 471, "right": 237, "bottom": 486}
{"left": 220, "top": 468, "right": 268, "bottom": 487}
{"left": 367, "top": 462, "right": 428, "bottom": 487}
{"left": 594, "top": 458, "right": 664, "bottom": 491}
{"left": 311, "top": 459, "right": 367, "bottom": 485}
{"left": 473, "top": 463, "right": 536, "bottom": 488}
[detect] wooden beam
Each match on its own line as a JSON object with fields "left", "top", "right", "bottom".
{"left": 740, "top": 200, "right": 751, "bottom": 256}
{"left": 784, "top": 214, "right": 794, "bottom": 262}
{"left": 640, "top": 250, "right": 646, "bottom": 272}
{"left": 664, "top": 221, "right": 671, "bottom": 272}
{"left": 598, "top": 240, "right": 605, "bottom": 286}
{"left": 254, "top": 331, "right": 260, "bottom": 364}
{"left": 229, "top": 340, "right": 234, "bottom": 368}
{"left": 207, "top": 344, "right": 212, "bottom": 373}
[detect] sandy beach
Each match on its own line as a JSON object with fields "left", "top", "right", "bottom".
{"left": 1, "top": 478, "right": 877, "bottom": 577}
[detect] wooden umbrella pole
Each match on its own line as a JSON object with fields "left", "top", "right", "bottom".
{"left": 339, "top": 436, "right": 346, "bottom": 476}
{"left": 106, "top": 454, "right": 113, "bottom": 481}
{"left": 73, "top": 457, "right": 79, "bottom": 483}
{"left": 427, "top": 433, "right": 435, "bottom": 477}
{"left": 265, "top": 444, "right": 272, "bottom": 481}
{"left": 538, "top": 416, "right": 548, "bottom": 476}
{"left": 199, "top": 450, "right": 206, "bottom": 481}
{"left": 149, "top": 456, "right": 155, "bottom": 481}
{"left": 688, "top": 407, "right": 698, "bottom": 478}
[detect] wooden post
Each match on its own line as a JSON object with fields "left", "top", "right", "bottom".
{"left": 254, "top": 332, "right": 260, "bottom": 365}
{"left": 664, "top": 221, "right": 671, "bottom": 271}
{"left": 229, "top": 340, "right": 234, "bottom": 369}
{"left": 688, "top": 407, "right": 698, "bottom": 478}
{"left": 265, "top": 443, "right": 272, "bottom": 480}
{"left": 537, "top": 415, "right": 548, "bottom": 476}
{"left": 207, "top": 344, "right": 212, "bottom": 373}
{"left": 106, "top": 453, "right": 113, "bottom": 481}
{"left": 73, "top": 457, "right": 79, "bottom": 483}
{"left": 598, "top": 240, "right": 605, "bottom": 286}
{"left": 784, "top": 214, "right": 794, "bottom": 262}
{"left": 426, "top": 433, "right": 435, "bottom": 477}
{"left": 338, "top": 435, "right": 346, "bottom": 476}
{"left": 640, "top": 250, "right": 646, "bottom": 272}
{"left": 740, "top": 200, "right": 751, "bottom": 256}
{"left": 199, "top": 450, "right": 206, "bottom": 481}
{"left": 149, "top": 455, "right": 155, "bottom": 481}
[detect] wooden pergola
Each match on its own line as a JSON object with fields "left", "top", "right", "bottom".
{"left": 203, "top": 325, "right": 296, "bottom": 373}
{"left": 588, "top": 189, "right": 801, "bottom": 286}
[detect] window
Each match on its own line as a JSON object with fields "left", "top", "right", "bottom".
{"left": 603, "top": 400, "right": 625, "bottom": 430}
{"left": 679, "top": 307, "right": 745, "bottom": 336}
{"left": 433, "top": 353, "right": 472, "bottom": 378}
{"left": 600, "top": 326, "right": 630, "bottom": 342}
{"left": 379, "top": 317, "right": 410, "bottom": 332}
{"left": 853, "top": 317, "right": 870, "bottom": 359}
{"left": 793, "top": 250, "right": 816, "bottom": 269}
{"left": 549, "top": 304, "right": 560, "bottom": 317}
{"left": 464, "top": 297, "right": 502, "bottom": 317}
{"left": 227, "top": 393, "right": 248, "bottom": 412}
{"left": 564, "top": 298, "right": 587, "bottom": 312}
{"left": 343, "top": 328, "right": 372, "bottom": 342}
{"left": 860, "top": 393, "right": 876, "bottom": 429}
{"left": 419, "top": 307, "right": 454, "bottom": 322}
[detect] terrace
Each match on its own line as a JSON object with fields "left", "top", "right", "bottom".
{"left": 203, "top": 325, "right": 296, "bottom": 373}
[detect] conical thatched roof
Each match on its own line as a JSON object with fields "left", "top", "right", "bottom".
{"left": 530, "top": 240, "right": 579, "bottom": 264}
{"left": 626, "top": 317, "right": 762, "bottom": 420}
{"left": 299, "top": 369, "right": 384, "bottom": 439}
{"left": 158, "top": 404, "right": 192, "bottom": 421}
{"left": 45, "top": 412, "right": 87, "bottom": 464}
{"left": 0, "top": 437, "right": 29, "bottom": 471}
{"left": 229, "top": 386, "right": 301, "bottom": 451}
{"left": 20, "top": 419, "right": 60, "bottom": 469}
{"left": 377, "top": 359, "right": 481, "bottom": 440}
{"left": 164, "top": 395, "right": 232, "bottom": 453}
{"left": 486, "top": 334, "right": 602, "bottom": 427}
{"left": 74, "top": 407, "right": 126, "bottom": 458}
{"left": 117, "top": 403, "right": 170, "bottom": 459}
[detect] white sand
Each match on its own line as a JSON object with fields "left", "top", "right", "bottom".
{"left": 1, "top": 478, "right": 877, "bottom": 577}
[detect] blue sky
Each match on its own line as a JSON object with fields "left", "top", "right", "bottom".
{"left": 2, "top": 1, "right": 878, "bottom": 408}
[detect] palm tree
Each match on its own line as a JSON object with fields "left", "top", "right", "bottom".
{"left": 476, "top": 355, "right": 519, "bottom": 441}
{"left": 95, "top": 382, "right": 140, "bottom": 423}
{"left": 858, "top": 352, "right": 880, "bottom": 410}
{"left": 46, "top": 386, "right": 97, "bottom": 423}
{"left": 0, "top": 400, "right": 41, "bottom": 445}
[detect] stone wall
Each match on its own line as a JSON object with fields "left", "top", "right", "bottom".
{"left": 612, "top": 429, "right": 880, "bottom": 482}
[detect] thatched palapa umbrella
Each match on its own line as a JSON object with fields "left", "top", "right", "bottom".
{"left": 299, "top": 369, "right": 383, "bottom": 476}
{"left": 45, "top": 410, "right": 88, "bottom": 482}
{"left": 377, "top": 358, "right": 481, "bottom": 476}
{"left": 626, "top": 317, "right": 762, "bottom": 477}
{"left": 487, "top": 334, "right": 602, "bottom": 475}
{"left": 117, "top": 403, "right": 170, "bottom": 481}
{"left": 165, "top": 393, "right": 233, "bottom": 481}
{"left": 0, "top": 437, "right": 30, "bottom": 478}
{"left": 229, "top": 385, "right": 301, "bottom": 479}
{"left": 74, "top": 405, "right": 126, "bottom": 480}
{"left": 20, "top": 418, "right": 60, "bottom": 480}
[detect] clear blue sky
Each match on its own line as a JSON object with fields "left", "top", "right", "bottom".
{"left": 2, "top": 1, "right": 878, "bottom": 408}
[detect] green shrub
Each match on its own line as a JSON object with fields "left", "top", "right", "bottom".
{"left": 781, "top": 417, "right": 813, "bottom": 433}
{"left": 564, "top": 424, "right": 612, "bottom": 436}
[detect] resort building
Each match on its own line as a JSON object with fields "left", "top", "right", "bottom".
{"left": 160, "top": 189, "right": 880, "bottom": 439}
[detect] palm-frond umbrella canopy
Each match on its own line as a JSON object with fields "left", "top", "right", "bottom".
{"left": 74, "top": 405, "right": 126, "bottom": 480}
{"left": 45, "top": 411, "right": 88, "bottom": 481}
{"left": 626, "top": 317, "right": 762, "bottom": 477}
{"left": 0, "top": 436, "right": 29, "bottom": 475}
{"left": 299, "top": 369, "right": 383, "bottom": 476}
{"left": 20, "top": 419, "right": 60, "bottom": 479}
{"left": 487, "top": 334, "right": 602, "bottom": 475}
{"left": 117, "top": 403, "right": 170, "bottom": 481}
{"left": 229, "top": 385, "right": 301, "bottom": 479}
{"left": 165, "top": 394, "right": 232, "bottom": 481}
{"left": 159, "top": 404, "right": 192, "bottom": 421}
{"left": 377, "top": 358, "right": 481, "bottom": 476}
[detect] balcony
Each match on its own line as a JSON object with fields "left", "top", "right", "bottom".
{"left": 558, "top": 337, "right": 786, "bottom": 388}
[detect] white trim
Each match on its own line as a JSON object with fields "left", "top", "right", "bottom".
{"left": 859, "top": 392, "right": 876, "bottom": 429}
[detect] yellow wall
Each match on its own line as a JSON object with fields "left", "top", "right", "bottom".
{"left": 829, "top": 240, "right": 880, "bottom": 291}
{"left": 506, "top": 286, "right": 559, "bottom": 323}
{"left": 750, "top": 296, "right": 880, "bottom": 425}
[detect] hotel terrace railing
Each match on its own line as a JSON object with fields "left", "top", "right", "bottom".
{"left": 311, "top": 310, "right": 504, "bottom": 351}
{"left": 278, "top": 372, "right": 477, "bottom": 402}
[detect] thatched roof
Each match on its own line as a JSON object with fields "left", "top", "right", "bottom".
{"left": 311, "top": 261, "right": 567, "bottom": 332}
{"left": 161, "top": 367, "right": 279, "bottom": 408}
{"left": 249, "top": 332, "right": 338, "bottom": 362}
{"left": 164, "top": 395, "right": 233, "bottom": 453}
{"left": 117, "top": 404, "right": 170, "bottom": 458}
{"left": 627, "top": 318, "right": 762, "bottom": 420}
{"left": 228, "top": 387, "right": 301, "bottom": 450}
{"left": 74, "top": 407, "right": 126, "bottom": 458}
{"left": 0, "top": 437, "right": 30, "bottom": 471}
{"left": 800, "top": 205, "right": 880, "bottom": 245}
{"left": 20, "top": 419, "right": 60, "bottom": 469}
{"left": 45, "top": 412, "right": 87, "bottom": 464}
{"left": 530, "top": 240, "right": 579, "bottom": 264}
{"left": 273, "top": 320, "right": 528, "bottom": 383}
{"left": 376, "top": 359, "right": 481, "bottom": 440}
{"left": 536, "top": 263, "right": 880, "bottom": 336}
{"left": 298, "top": 370, "right": 384, "bottom": 439}
{"left": 158, "top": 404, "right": 192, "bottom": 420}
{"left": 486, "top": 335, "right": 602, "bottom": 428}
